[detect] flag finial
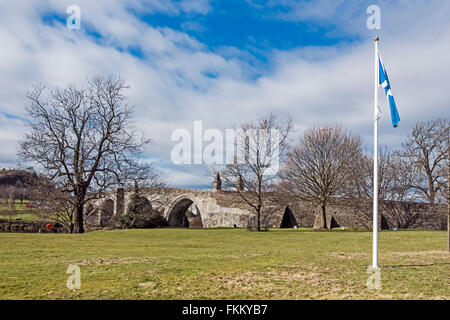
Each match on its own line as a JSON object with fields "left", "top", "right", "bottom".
{"left": 374, "top": 36, "right": 380, "bottom": 42}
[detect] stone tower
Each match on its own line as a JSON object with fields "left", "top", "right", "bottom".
{"left": 236, "top": 174, "right": 244, "bottom": 191}
{"left": 213, "top": 172, "right": 222, "bottom": 191}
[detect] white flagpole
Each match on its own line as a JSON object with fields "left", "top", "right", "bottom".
{"left": 373, "top": 36, "right": 380, "bottom": 269}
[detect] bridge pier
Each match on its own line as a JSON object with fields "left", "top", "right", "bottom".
{"left": 115, "top": 188, "right": 125, "bottom": 217}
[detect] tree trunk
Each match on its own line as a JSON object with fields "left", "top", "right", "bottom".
{"left": 427, "top": 171, "right": 435, "bottom": 204}
{"left": 74, "top": 204, "right": 85, "bottom": 233}
{"left": 429, "top": 189, "right": 435, "bottom": 205}
{"left": 447, "top": 205, "right": 449, "bottom": 252}
{"left": 447, "top": 134, "right": 449, "bottom": 252}
{"left": 321, "top": 204, "right": 327, "bottom": 229}
{"left": 257, "top": 177, "right": 262, "bottom": 232}
{"left": 257, "top": 207, "right": 261, "bottom": 232}
{"left": 447, "top": 163, "right": 449, "bottom": 252}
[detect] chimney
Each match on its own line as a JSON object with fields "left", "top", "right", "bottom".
{"left": 213, "top": 172, "right": 222, "bottom": 191}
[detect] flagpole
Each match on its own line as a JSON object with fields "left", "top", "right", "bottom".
{"left": 373, "top": 36, "right": 380, "bottom": 269}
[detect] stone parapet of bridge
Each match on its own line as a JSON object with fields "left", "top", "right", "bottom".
{"left": 84, "top": 187, "right": 447, "bottom": 231}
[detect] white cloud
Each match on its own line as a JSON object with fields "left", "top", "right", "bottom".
{"left": 0, "top": 0, "right": 449, "bottom": 187}
{"left": 0, "top": 114, "right": 25, "bottom": 167}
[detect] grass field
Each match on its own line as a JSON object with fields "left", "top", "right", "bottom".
{"left": 0, "top": 199, "right": 45, "bottom": 221}
{"left": 0, "top": 212, "right": 44, "bottom": 221}
{"left": 0, "top": 229, "right": 448, "bottom": 300}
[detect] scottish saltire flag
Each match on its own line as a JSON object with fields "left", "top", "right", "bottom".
{"left": 378, "top": 52, "right": 400, "bottom": 127}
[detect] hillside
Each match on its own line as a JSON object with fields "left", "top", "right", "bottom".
{"left": 0, "top": 169, "right": 36, "bottom": 187}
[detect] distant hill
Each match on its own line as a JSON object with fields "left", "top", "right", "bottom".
{"left": 0, "top": 169, "right": 37, "bottom": 187}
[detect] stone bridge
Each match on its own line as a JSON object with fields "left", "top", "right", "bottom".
{"left": 84, "top": 174, "right": 447, "bottom": 231}
{"left": 85, "top": 187, "right": 287, "bottom": 229}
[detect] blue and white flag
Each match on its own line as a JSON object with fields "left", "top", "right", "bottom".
{"left": 378, "top": 52, "right": 400, "bottom": 127}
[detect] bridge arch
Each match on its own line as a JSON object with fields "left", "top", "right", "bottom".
{"left": 280, "top": 206, "right": 298, "bottom": 228}
{"left": 85, "top": 204, "right": 99, "bottom": 226}
{"left": 167, "top": 196, "right": 203, "bottom": 228}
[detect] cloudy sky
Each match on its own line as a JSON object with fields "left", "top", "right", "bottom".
{"left": 0, "top": 0, "right": 449, "bottom": 188}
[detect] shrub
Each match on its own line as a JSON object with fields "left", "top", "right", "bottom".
{"left": 116, "top": 193, "right": 167, "bottom": 229}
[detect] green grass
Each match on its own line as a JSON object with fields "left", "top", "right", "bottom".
{"left": 0, "top": 212, "right": 45, "bottom": 221}
{"left": 0, "top": 199, "right": 46, "bottom": 221}
{"left": 0, "top": 211, "right": 47, "bottom": 221}
{"left": 0, "top": 199, "right": 31, "bottom": 210}
{"left": 0, "top": 229, "right": 448, "bottom": 300}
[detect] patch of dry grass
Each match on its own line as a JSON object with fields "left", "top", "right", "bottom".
{"left": 67, "top": 257, "right": 150, "bottom": 266}
{"left": 0, "top": 229, "right": 448, "bottom": 299}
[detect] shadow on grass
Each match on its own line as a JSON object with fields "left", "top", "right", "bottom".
{"left": 382, "top": 262, "right": 450, "bottom": 269}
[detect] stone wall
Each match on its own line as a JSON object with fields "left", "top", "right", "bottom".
{"left": 0, "top": 219, "right": 67, "bottom": 233}
{"left": 86, "top": 188, "right": 447, "bottom": 231}
{"left": 275, "top": 196, "right": 447, "bottom": 230}
{"left": 214, "top": 192, "right": 447, "bottom": 230}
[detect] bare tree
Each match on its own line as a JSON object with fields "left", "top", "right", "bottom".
{"left": 14, "top": 181, "right": 27, "bottom": 205}
{"left": 447, "top": 161, "right": 450, "bottom": 252}
{"left": 342, "top": 147, "right": 396, "bottom": 228}
{"left": 220, "top": 113, "right": 292, "bottom": 231}
{"left": 399, "top": 118, "right": 449, "bottom": 204}
{"left": 381, "top": 155, "right": 422, "bottom": 229}
{"left": 34, "top": 177, "right": 76, "bottom": 232}
{"left": 0, "top": 185, "right": 5, "bottom": 203}
{"left": 345, "top": 146, "right": 423, "bottom": 229}
{"left": 5, "top": 185, "right": 16, "bottom": 209}
{"left": 281, "top": 125, "right": 362, "bottom": 229}
{"left": 345, "top": 146, "right": 396, "bottom": 200}
{"left": 19, "top": 75, "right": 152, "bottom": 233}
{"left": 124, "top": 160, "right": 166, "bottom": 191}
{"left": 442, "top": 125, "right": 450, "bottom": 251}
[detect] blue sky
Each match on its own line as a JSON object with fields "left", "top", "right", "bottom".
{"left": 140, "top": 1, "right": 352, "bottom": 52}
{"left": 40, "top": 0, "right": 359, "bottom": 72}
{"left": 0, "top": 0, "right": 449, "bottom": 188}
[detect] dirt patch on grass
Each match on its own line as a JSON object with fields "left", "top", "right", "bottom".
{"left": 330, "top": 252, "right": 370, "bottom": 259}
{"left": 138, "top": 281, "right": 156, "bottom": 289}
{"left": 192, "top": 265, "right": 344, "bottom": 299}
{"left": 383, "top": 250, "right": 450, "bottom": 267}
{"left": 330, "top": 250, "right": 449, "bottom": 261}
{"left": 221, "top": 252, "right": 272, "bottom": 259}
{"left": 389, "top": 250, "right": 449, "bottom": 257}
{"left": 229, "top": 269, "right": 323, "bottom": 284}
{"left": 66, "top": 257, "right": 149, "bottom": 266}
